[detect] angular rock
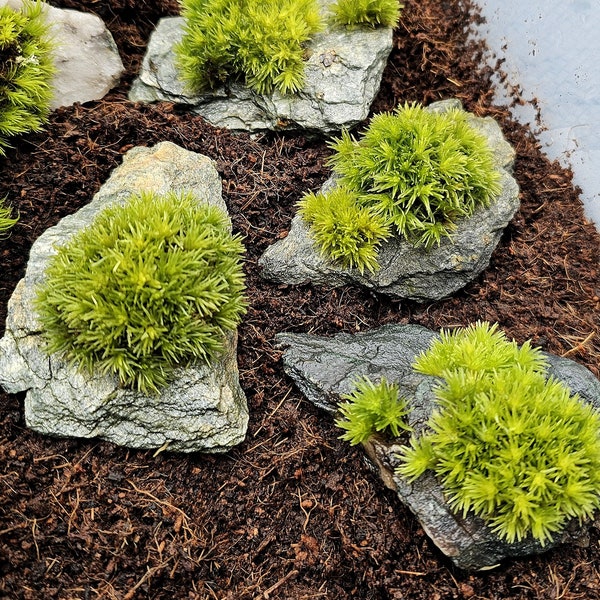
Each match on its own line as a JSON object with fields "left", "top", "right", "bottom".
{"left": 276, "top": 324, "right": 600, "bottom": 569}
{"left": 128, "top": 0, "right": 392, "bottom": 133}
{"left": 259, "top": 99, "right": 520, "bottom": 302}
{"left": 0, "top": 142, "right": 249, "bottom": 453}
{"left": 0, "top": 0, "right": 124, "bottom": 108}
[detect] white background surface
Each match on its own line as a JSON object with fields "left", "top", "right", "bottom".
{"left": 473, "top": 0, "right": 600, "bottom": 229}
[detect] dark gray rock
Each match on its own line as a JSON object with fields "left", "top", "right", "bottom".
{"left": 276, "top": 324, "right": 600, "bottom": 569}
{"left": 260, "top": 99, "right": 520, "bottom": 301}
{"left": 0, "top": 142, "right": 248, "bottom": 453}
{"left": 128, "top": 0, "right": 392, "bottom": 133}
{"left": 277, "top": 324, "right": 437, "bottom": 422}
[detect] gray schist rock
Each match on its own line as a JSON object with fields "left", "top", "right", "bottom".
{"left": 128, "top": 0, "right": 392, "bottom": 133}
{"left": 0, "top": 0, "right": 124, "bottom": 108}
{"left": 0, "top": 142, "right": 249, "bottom": 453}
{"left": 276, "top": 324, "right": 600, "bottom": 570}
{"left": 260, "top": 99, "right": 520, "bottom": 302}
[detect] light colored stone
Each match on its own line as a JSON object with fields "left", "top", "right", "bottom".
{"left": 259, "top": 99, "right": 520, "bottom": 301}
{"left": 128, "top": 0, "right": 393, "bottom": 133}
{"left": 0, "top": 142, "right": 248, "bottom": 453}
{"left": 277, "top": 324, "right": 600, "bottom": 569}
{"left": 0, "top": 0, "right": 124, "bottom": 108}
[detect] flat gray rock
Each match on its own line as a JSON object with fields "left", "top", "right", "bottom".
{"left": 277, "top": 324, "right": 600, "bottom": 569}
{"left": 260, "top": 99, "right": 520, "bottom": 302}
{"left": 0, "top": 0, "right": 124, "bottom": 108}
{"left": 0, "top": 142, "right": 248, "bottom": 453}
{"left": 129, "top": 0, "right": 392, "bottom": 133}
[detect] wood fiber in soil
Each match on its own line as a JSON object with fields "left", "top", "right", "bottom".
{"left": 1, "top": 1, "right": 600, "bottom": 598}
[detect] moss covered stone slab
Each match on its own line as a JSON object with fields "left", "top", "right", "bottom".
{"left": 128, "top": 0, "right": 392, "bottom": 133}
{"left": 260, "top": 99, "right": 519, "bottom": 301}
{"left": 0, "top": 142, "right": 248, "bottom": 453}
{"left": 277, "top": 324, "right": 600, "bottom": 569}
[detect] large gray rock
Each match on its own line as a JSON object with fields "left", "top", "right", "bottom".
{"left": 0, "top": 142, "right": 249, "bottom": 453}
{"left": 260, "top": 99, "right": 520, "bottom": 302}
{"left": 276, "top": 324, "right": 600, "bottom": 569}
{"left": 0, "top": 0, "right": 124, "bottom": 109}
{"left": 128, "top": 0, "right": 392, "bottom": 133}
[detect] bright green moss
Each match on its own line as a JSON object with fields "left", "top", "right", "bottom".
{"left": 335, "top": 376, "right": 412, "bottom": 445}
{"left": 299, "top": 102, "right": 502, "bottom": 272}
{"left": 297, "top": 185, "right": 390, "bottom": 273}
{"left": 328, "top": 103, "right": 502, "bottom": 249}
{"left": 175, "top": 0, "right": 322, "bottom": 95}
{"left": 413, "top": 321, "right": 548, "bottom": 376}
{"left": 35, "top": 191, "right": 247, "bottom": 394}
{"left": 0, "top": 197, "right": 18, "bottom": 238}
{"left": 398, "top": 322, "right": 600, "bottom": 545}
{"left": 0, "top": 0, "right": 55, "bottom": 155}
{"left": 329, "top": 0, "right": 402, "bottom": 29}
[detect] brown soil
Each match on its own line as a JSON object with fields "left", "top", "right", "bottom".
{"left": 1, "top": 1, "right": 600, "bottom": 598}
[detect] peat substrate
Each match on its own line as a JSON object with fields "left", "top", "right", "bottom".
{"left": 1, "top": 1, "right": 600, "bottom": 599}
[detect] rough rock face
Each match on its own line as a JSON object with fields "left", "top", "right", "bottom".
{"left": 276, "top": 324, "right": 600, "bottom": 570}
{"left": 259, "top": 99, "right": 520, "bottom": 302}
{"left": 128, "top": 1, "right": 392, "bottom": 133}
{"left": 0, "top": 142, "right": 249, "bottom": 453}
{"left": 0, "top": 0, "right": 124, "bottom": 109}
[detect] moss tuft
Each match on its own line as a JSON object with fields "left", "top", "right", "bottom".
{"left": 299, "top": 103, "right": 502, "bottom": 271}
{"left": 297, "top": 185, "right": 390, "bottom": 273}
{"left": 175, "top": 0, "right": 322, "bottom": 95}
{"left": 0, "top": 0, "right": 55, "bottom": 155}
{"left": 398, "top": 322, "right": 600, "bottom": 545}
{"left": 0, "top": 196, "right": 18, "bottom": 238}
{"left": 336, "top": 376, "right": 411, "bottom": 445}
{"left": 35, "top": 191, "right": 247, "bottom": 394}
{"left": 329, "top": 0, "right": 402, "bottom": 29}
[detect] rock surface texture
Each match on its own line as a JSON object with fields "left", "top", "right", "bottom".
{"left": 0, "top": 0, "right": 124, "bottom": 108}
{"left": 277, "top": 324, "right": 600, "bottom": 569}
{"left": 260, "top": 99, "right": 520, "bottom": 301}
{"left": 0, "top": 142, "right": 249, "bottom": 453}
{"left": 128, "top": 0, "right": 392, "bottom": 133}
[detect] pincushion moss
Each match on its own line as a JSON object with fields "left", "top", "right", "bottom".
{"left": 329, "top": 0, "right": 402, "bottom": 29}
{"left": 175, "top": 0, "right": 322, "bottom": 95}
{"left": 0, "top": 197, "right": 18, "bottom": 238}
{"left": 298, "top": 103, "right": 502, "bottom": 272}
{"left": 397, "top": 322, "right": 600, "bottom": 545}
{"left": 0, "top": 0, "right": 55, "bottom": 155}
{"left": 335, "top": 376, "right": 411, "bottom": 445}
{"left": 297, "top": 185, "right": 390, "bottom": 273}
{"left": 35, "top": 191, "right": 247, "bottom": 394}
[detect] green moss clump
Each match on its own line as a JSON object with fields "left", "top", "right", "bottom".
{"left": 328, "top": 103, "right": 502, "bottom": 248}
{"left": 297, "top": 185, "right": 390, "bottom": 273}
{"left": 35, "top": 191, "right": 247, "bottom": 394}
{"left": 175, "top": 0, "right": 322, "bottom": 95}
{"left": 413, "top": 321, "right": 548, "bottom": 376}
{"left": 298, "top": 103, "right": 502, "bottom": 272}
{"left": 0, "top": 196, "right": 18, "bottom": 238}
{"left": 335, "top": 376, "right": 411, "bottom": 445}
{"left": 398, "top": 322, "right": 600, "bottom": 545}
{"left": 329, "top": 0, "right": 402, "bottom": 29}
{"left": 0, "top": 0, "right": 55, "bottom": 155}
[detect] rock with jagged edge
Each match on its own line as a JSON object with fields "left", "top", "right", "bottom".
{"left": 259, "top": 99, "right": 520, "bottom": 302}
{"left": 129, "top": 0, "right": 392, "bottom": 133}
